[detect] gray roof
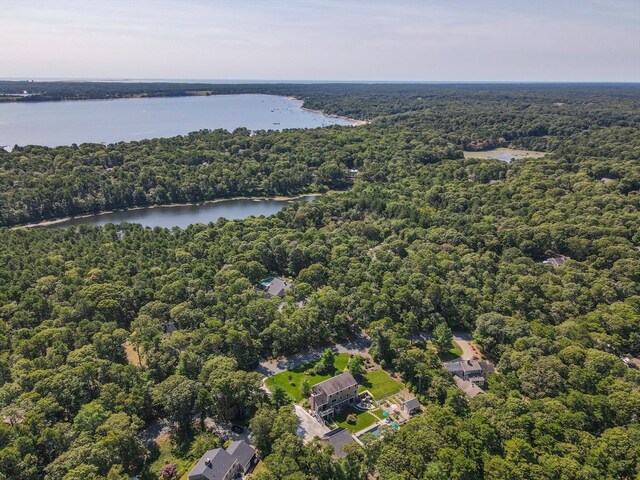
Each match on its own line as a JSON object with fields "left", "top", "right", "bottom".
{"left": 265, "top": 277, "right": 292, "bottom": 297}
{"left": 478, "top": 360, "right": 495, "bottom": 374}
{"left": 312, "top": 372, "right": 358, "bottom": 397}
{"left": 324, "top": 427, "right": 355, "bottom": 457}
{"left": 188, "top": 448, "right": 235, "bottom": 480}
{"left": 454, "top": 376, "right": 484, "bottom": 398}
{"left": 403, "top": 397, "right": 421, "bottom": 411}
{"left": 444, "top": 359, "right": 482, "bottom": 375}
{"left": 189, "top": 440, "right": 256, "bottom": 480}
{"left": 542, "top": 255, "right": 570, "bottom": 267}
{"left": 225, "top": 440, "right": 255, "bottom": 470}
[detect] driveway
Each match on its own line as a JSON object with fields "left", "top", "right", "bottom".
{"left": 255, "top": 333, "right": 371, "bottom": 377}
{"left": 294, "top": 405, "right": 329, "bottom": 443}
{"left": 453, "top": 332, "right": 479, "bottom": 360}
{"left": 203, "top": 418, "right": 252, "bottom": 443}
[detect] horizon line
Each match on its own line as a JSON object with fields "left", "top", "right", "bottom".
{"left": 1, "top": 78, "right": 639, "bottom": 85}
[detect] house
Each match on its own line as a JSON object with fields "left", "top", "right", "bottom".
{"left": 188, "top": 440, "right": 257, "bottom": 480}
{"left": 542, "top": 255, "right": 570, "bottom": 267}
{"left": 402, "top": 397, "right": 421, "bottom": 415}
{"left": 162, "top": 321, "right": 178, "bottom": 335}
{"left": 454, "top": 376, "right": 484, "bottom": 399}
{"left": 478, "top": 360, "right": 495, "bottom": 375}
{"left": 444, "top": 359, "right": 485, "bottom": 387}
{"left": 323, "top": 427, "right": 356, "bottom": 457}
{"left": 310, "top": 372, "right": 358, "bottom": 419}
{"left": 256, "top": 276, "right": 293, "bottom": 298}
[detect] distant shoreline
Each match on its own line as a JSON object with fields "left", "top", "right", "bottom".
{"left": 12, "top": 193, "right": 325, "bottom": 229}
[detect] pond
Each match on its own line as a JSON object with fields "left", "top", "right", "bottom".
{"left": 0, "top": 94, "right": 356, "bottom": 148}
{"left": 33, "top": 195, "right": 320, "bottom": 229}
{"left": 463, "top": 148, "right": 546, "bottom": 163}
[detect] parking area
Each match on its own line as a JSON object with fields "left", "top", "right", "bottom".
{"left": 294, "top": 405, "right": 329, "bottom": 443}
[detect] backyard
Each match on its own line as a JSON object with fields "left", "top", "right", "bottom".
{"left": 265, "top": 353, "right": 350, "bottom": 402}
{"left": 334, "top": 407, "right": 380, "bottom": 433}
{"left": 358, "top": 368, "right": 403, "bottom": 399}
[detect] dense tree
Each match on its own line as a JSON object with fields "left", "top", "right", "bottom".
{"left": 432, "top": 322, "right": 453, "bottom": 354}
{"left": 152, "top": 375, "right": 200, "bottom": 432}
{"left": 0, "top": 83, "right": 638, "bottom": 479}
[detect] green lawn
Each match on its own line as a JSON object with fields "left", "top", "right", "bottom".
{"left": 334, "top": 407, "right": 378, "bottom": 433}
{"left": 438, "top": 340, "right": 463, "bottom": 362}
{"left": 370, "top": 407, "right": 385, "bottom": 419}
{"left": 265, "top": 353, "right": 350, "bottom": 402}
{"left": 358, "top": 368, "right": 403, "bottom": 399}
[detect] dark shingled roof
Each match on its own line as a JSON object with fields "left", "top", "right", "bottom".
{"left": 403, "top": 397, "right": 420, "bottom": 411}
{"left": 225, "top": 440, "right": 255, "bottom": 471}
{"left": 324, "top": 427, "right": 356, "bottom": 457}
{"left": 188, "top": 448, "right": 235, "bottom": 480}
{"left": 188, "top": 440, "right": 256, "bottom": 480}
{"left": 312, "top": 372, "right": 357, "bottom": 397}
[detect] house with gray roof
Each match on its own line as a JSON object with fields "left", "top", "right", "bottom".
{"left": 256, "top": 276, "right": 293, "bottom": 298}
{"left": 542, "top": 255, "right": 570, "bottom": 267}
{"left": 444, "top": 359, "right": 485, "bottom": 386}
{"left": 402, "top": 397, "right": 421, "bottom": 415}
{"left": 323, "top": 427, "right": 356, "bottom": 457}
{"left": 454, "top": 376, "right": 484, "bottom": 399}
{"left": 310, "top": 372, "right": 358, "bottom": 419}
{"left": 188, "top": 440, "right": 256, "bottom": 480}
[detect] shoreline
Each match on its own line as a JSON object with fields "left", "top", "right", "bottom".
{"left": 12, "top": 192, "right": 326, "bottom": 229}
{"left": 291, "top": 97, "right": 369, "bottom": 126}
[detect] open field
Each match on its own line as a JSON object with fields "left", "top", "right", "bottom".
{"left": 265, "top": 353, "right": 350, "bottom": 402}
{"left": 463, "top": 148, "right": 546, "bottom": 162}
{"left": 358, "top": 368, "right": 403, "bottom": 399}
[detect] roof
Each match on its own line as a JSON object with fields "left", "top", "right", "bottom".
{"left": 258, "top": 276, "right": 293, "bottom": 297}
{"left": 189, "top": 441, "right": 256, "bottom": 480}
{"left": 444, "top": 359, "right": 482, "bottom": 375}
{"left": 225, "top": 440, "right": 255, "bottom": 470}
{"left": 403, "top": 397, "right": 421, "bottom": 411}
{"left": 188, "top": 448, "right": 235, "bottom": 480}
{"left": 454, "top": 376, "right": 484, "bottom": 398}
{"left": 478, "top": 360, "right": 495, "bottom": 374}
{"left": 312, "top": 372, "right": 358, "bottom": 397}
{"left": 542, "top": 255, "right": 570, "bottom": 267}
{"left": 324, "top": 427, "right": 355, "bottom": 457}
{"left": 266, "top": 277, "right": 291, "bottom": 296}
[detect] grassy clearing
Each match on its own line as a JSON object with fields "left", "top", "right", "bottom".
{"left": 437, "top": 341, "right": 463, "bottom": 362}
{"left": 124, "top": 340, "right": 146, "bottom": 366}
{"left": 358, "top": 368, "right": 403, "bottom": 399}
{"left": 265, "top": 353, "right": 350, "bottom": 402}
{"left": 334, "top": 407, "right": 378, "bottom": 433}
{"left": 149, "top": 434, "right": 195, "bottom": 480}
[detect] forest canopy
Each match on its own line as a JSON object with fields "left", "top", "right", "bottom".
{"left": 0, "top": 83, "right": 639, "bottom": 480}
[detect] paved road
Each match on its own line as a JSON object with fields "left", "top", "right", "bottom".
{"left": 294, "top": 405, "right": 329, "bottom": 443}
{"left": 255, "top": 333, "right": 371, "bottom": 377}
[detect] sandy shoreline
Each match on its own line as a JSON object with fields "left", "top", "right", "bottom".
{"left": 12, "top": 192, "right": 325, "bottom": 229}
{"left": 287, "top": 96, "right": 369, "bottom": 126}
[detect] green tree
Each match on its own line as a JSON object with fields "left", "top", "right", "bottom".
{"left": 433, "top": 322, "right": 453, "bottom": 354}
{"left": 271, "top": 385, "right": 292, "bottom": 407}
{"left": 152, "top": 375, "right": 200, "bottom": 432}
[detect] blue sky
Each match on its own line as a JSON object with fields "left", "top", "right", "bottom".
{"left": 1, "top": 0, "right": 639, "bottom": 81}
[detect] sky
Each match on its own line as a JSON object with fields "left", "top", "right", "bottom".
{"left": 1, "top": 0, "right": 639, "bottom": 82}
